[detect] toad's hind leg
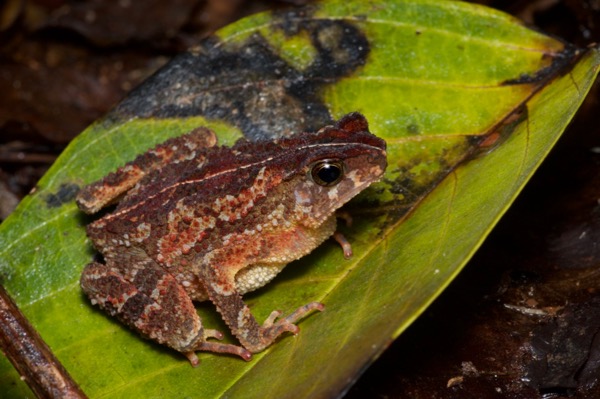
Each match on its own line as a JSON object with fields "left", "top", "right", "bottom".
{"left": 80, "top": 261, "right": 250, "bottom": 366}
{"left": 199, "top": 263, "right": 324, "bottom": 353}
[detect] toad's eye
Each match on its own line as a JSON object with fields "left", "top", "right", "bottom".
{"left": 310, "top": 160, "right": 345, "bottom": 187}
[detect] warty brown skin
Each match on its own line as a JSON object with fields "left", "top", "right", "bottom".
{"left": 77, "top": 113, "right": 387, "bottom": 366}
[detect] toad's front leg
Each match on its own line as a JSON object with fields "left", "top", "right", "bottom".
{"left": 80, "top": 260, "right": 251, "bottom": 366}
{"left": 199, "top": 263, "right": 323, "bottom": 353}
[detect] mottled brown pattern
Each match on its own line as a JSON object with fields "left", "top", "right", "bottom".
{"left": 77, "top": 127, "right": 216, "bottom": 213}
{"left": 77, "top": 113, "right": 387, "bottom": 366}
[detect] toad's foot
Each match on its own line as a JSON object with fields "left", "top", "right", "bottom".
{"left": 201, "top": 265, "right": 324, "bottom": 355}
{"left": 333, "top": 232, "right": 353, "bottom": 259}
{"left": 183, "top": 328, "right": 252, "bottom": 367}
{"left": 243, "top": 302, "right": 325, "bottom": 353}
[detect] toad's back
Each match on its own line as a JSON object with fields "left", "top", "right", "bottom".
{"left": 85, "top": 115, "right": 387, "bottom": 273}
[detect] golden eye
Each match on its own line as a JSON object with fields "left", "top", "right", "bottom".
{"left": 310, "top": 160, "right": 344, "bottom": 186}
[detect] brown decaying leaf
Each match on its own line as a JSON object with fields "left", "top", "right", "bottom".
{"left": 0, "top": 0, "right": 303, "bottom": 217}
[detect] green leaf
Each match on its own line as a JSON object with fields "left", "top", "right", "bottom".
{"left": 1, "top": 0, "right": 598, "bottom": 397}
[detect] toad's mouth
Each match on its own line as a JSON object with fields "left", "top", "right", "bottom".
{"left": 313, "top": 174, "right": 385, "bottom": 222}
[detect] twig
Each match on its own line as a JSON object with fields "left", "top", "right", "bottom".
{"left": 0, "top": 285, "right": 88, "bottom": 398}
